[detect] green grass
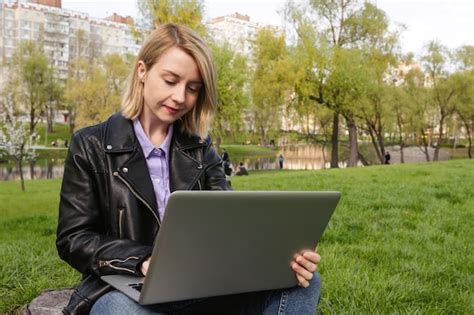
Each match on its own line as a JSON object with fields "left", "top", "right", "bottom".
{"left": 35, "top": 123, "right": 71, "bottom": 147}
{"left": 1, "top": 160, "right": 473, "bottom": 313}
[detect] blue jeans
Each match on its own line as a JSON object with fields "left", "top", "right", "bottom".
{"left": 91, "top": 273, "right": 321, "bottom": 314}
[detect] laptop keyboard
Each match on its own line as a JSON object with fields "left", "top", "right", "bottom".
{"left": 128, "top": 283, "right": 143, "bottom": 292}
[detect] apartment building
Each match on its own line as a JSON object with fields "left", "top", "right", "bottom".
{"left": 0, "top": 0, "right": 144, "bottom": 83}
{"left": 208, "top": 12, "right": 261, "bottom": 58}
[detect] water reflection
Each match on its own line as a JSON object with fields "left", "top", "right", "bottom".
{"left": 230, "top": 144, "right": 337, "bottom": 171}
{"left": 0, "top": 159, "right": 64, "bottom": 181}
{"left": 0, "top": 144, "right": 354, "bottom": 180}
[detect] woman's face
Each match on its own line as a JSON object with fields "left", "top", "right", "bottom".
{"left": 138, "top": 46, "right": 203, "bottom": 127}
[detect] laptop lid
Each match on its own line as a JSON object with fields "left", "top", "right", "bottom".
{"left": 132, "top": 190, "right": 340, "bottom": 305}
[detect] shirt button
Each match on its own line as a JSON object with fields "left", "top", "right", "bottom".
{"left": 106, "top": 145, "right": 112, "bottom": 150}
{"left": 122, "top": 167, "right": 128, "bottom": 173}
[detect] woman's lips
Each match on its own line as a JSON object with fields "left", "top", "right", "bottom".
{"left": 163, "top": 105, "right": 179, "bottom": 114}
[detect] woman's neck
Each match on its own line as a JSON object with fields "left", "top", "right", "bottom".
{"left": 138, "top": 114, "right": 169, "bottom": 147}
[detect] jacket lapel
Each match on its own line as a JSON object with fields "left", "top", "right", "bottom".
{"left": 103, "top": 113, "right": 158, "bottom": 213}
{"left": 169, "top": 125, "right": 207, "bottom": 192}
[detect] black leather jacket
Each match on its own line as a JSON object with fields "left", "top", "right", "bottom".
{"left": 56, "top": 113, "right": 230, "bottom": 314}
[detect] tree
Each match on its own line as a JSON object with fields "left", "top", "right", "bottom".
{"left": 9, "top": 41, "right": 57, "bottom": 135}
{"left": 284, "top": 0, "right": 397, "bottom": 167}
{"left": 67, "top": 54, "right": 129, "bottom": 130}
{"left": 251, "top": 27, "right": 292, "bottom": 145}
{"left": 0, "top": 102, "right": 38, "bottom": 191}
{"left": 421, "top": 41, "right": 458, "bottom": 161}
{"left": 138, "top": 0, "right": 207, "bottom": 35}
{"left": 211, "top": 44, "right": 249, "bottom": 148}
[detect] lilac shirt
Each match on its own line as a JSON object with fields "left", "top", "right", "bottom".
{"left": 133, "top": 119, "right": 173, "bottom": 222}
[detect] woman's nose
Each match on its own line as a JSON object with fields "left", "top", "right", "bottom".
{"left": 171, "top": 84, "right": 186, "bottom": 103}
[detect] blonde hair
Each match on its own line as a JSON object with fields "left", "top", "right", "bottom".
{"left": 122, "top": 23, "right": 217, "bottom": 138}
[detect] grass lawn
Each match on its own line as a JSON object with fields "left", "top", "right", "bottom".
{"left": 34, "top": 123, "right": 71, "bottom": 147}
{"left": 1, "top": 159, "right": 473, "bottom": 313}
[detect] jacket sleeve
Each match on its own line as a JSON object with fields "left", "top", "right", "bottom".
{"left": 56, "top": 131, "right": 152, "bottom": 277}
{"left": 202, "top": 138, "right": 232, "bottom": 191}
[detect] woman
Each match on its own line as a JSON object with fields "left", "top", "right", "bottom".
{"left": 57, "top": 23, "right": 321, "bottom": 314}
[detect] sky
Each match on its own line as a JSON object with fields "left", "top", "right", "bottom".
{"left": 61, "top": 0, "right": 474, "bottom": 55}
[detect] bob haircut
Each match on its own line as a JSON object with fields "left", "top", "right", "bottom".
{"left": 122, "top": 23, "right": 217, "bottom": 138}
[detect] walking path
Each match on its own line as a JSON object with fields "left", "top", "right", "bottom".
{"left": 386, "top": 146, "right": 450, "bottom": 164}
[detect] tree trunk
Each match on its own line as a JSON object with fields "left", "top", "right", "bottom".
{"left": 330, "top": 112, "right": 339, "bottom": 168}
{"left": 376, "top": 113, "right": 386, "bottom": 162}
{"left": 347, "top": 118, "right": 358, "bottom": 167}
{"left": 396, "top": 110, "right": 405, "bottom": 163}
{"left": 68, "top": 109, "right": 76, "bottom": 135}
{"left": 366, "top": 122, "right": 383, "bottom": 164}
{"left": 357, "top": 151, "right": 370, "bottom": 166}
{"left": 18, "top": 153, "right": 25, "bottom": 192}
{"left": 30, "top": 160, "right": 35, "bottom": 180}
{"left": 419, "top": 128, "right": 431, "bottom": 161}
{"left": 321, "top": 143, "right": 327, "bottom": 168}
{"left": 30, "top": 107, "right": 36, "bottom": 135}
{"left": 457, "top": 110, "right": 472, "bottom": 159}
{"left": 47, "top": 105, "right": 54, "bottom": 133}
{"left": 433, "top": 115, "right": 445, "bottom": 161}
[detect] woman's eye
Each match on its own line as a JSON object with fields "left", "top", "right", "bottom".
{"left": 164, "top": 80, "right": 176, "bottom": 85}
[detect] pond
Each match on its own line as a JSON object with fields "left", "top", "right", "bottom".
{"left": 229, "top": 144, "right": 337, "bottom": 171}
{"left": 1, "top": 144, "right": 447, "bottom": 180}
{"left": 0, "top": 158, "right": 65, "bottom": 181}
{"left": 1, "top": 144, "right": 335, "bottom": 180}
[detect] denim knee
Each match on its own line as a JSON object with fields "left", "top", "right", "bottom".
{"left": 90, "top": 291, "right": 153, "bottom": 315}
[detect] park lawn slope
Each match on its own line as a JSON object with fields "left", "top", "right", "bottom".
{"left": 0, "top": 159, "right": 473, "bottom": 313}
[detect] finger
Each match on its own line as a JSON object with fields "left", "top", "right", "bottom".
{"left": 292, "top": 261, "right": 314, "bottom": 281}
{"left": 295, "top": 273, "right": 309, "bottom": 288}
{"left": 141, "top": 258, "right": 150, "bottom": 276}
{"left": 296, "top": 255, "right": 317, "bottom": 273}
{"left": 302, "top": 251, "right": 321, "bottom": 264}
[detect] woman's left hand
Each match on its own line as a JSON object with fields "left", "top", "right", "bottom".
{"left": 291, "top": 250, "right": 321, "bottom": 288}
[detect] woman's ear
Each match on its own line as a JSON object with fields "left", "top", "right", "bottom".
{"left": 137, "top": 61, "right": 146, "bottom": 82}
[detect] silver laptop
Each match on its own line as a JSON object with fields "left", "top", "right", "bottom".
{"left": 101, "top": 190, "right": 340, "bottom": 305}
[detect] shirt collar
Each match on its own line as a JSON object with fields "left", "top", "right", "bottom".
{"left": 133, "top": 119, "right": 173, "bottom": 159}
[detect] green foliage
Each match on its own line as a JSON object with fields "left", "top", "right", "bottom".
{"left": 251, "top": 27, "right": 292, "bottom": 143}
{"left": 65, "top": 54, "right": 129, "bottom": 130}
{"left": 138, "top": 0, "right": 207, "bottom": 35}
{"left": 211, "top": 44, "right": 250, "bottom": 144}
{"left": 3, "top": 41, "right": 61, "bottom": 134}
{"left": 1, "top": 161, "right": 473, "bottom": 313}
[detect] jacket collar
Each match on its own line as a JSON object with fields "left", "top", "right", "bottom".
{"left": 103, "top": 112, "right": 136, "bottom": 153}
{"left": 102, "top": 112, "right": 209, "bottom": 214}
{"left": 103, "top": 112, "right": 208, "bottom": 153}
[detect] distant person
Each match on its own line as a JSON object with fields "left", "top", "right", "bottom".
{"left": 236, "top": 162, "right": 249, "bottom": 176}
{"left": 278, "top": 154, "right": 285, "bottom": 169}
{"left": 384, "top": 151, "right": 391, "bottom": 164}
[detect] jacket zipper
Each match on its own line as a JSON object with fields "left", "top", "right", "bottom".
{"left": 118, "top": 208, "right": 124, "bottom": 238}
{"left": 98, "top": 256, "right": 140, "bottom": 274}
{"left": 113, "top": 171, "right": 161, "bottom": 228}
